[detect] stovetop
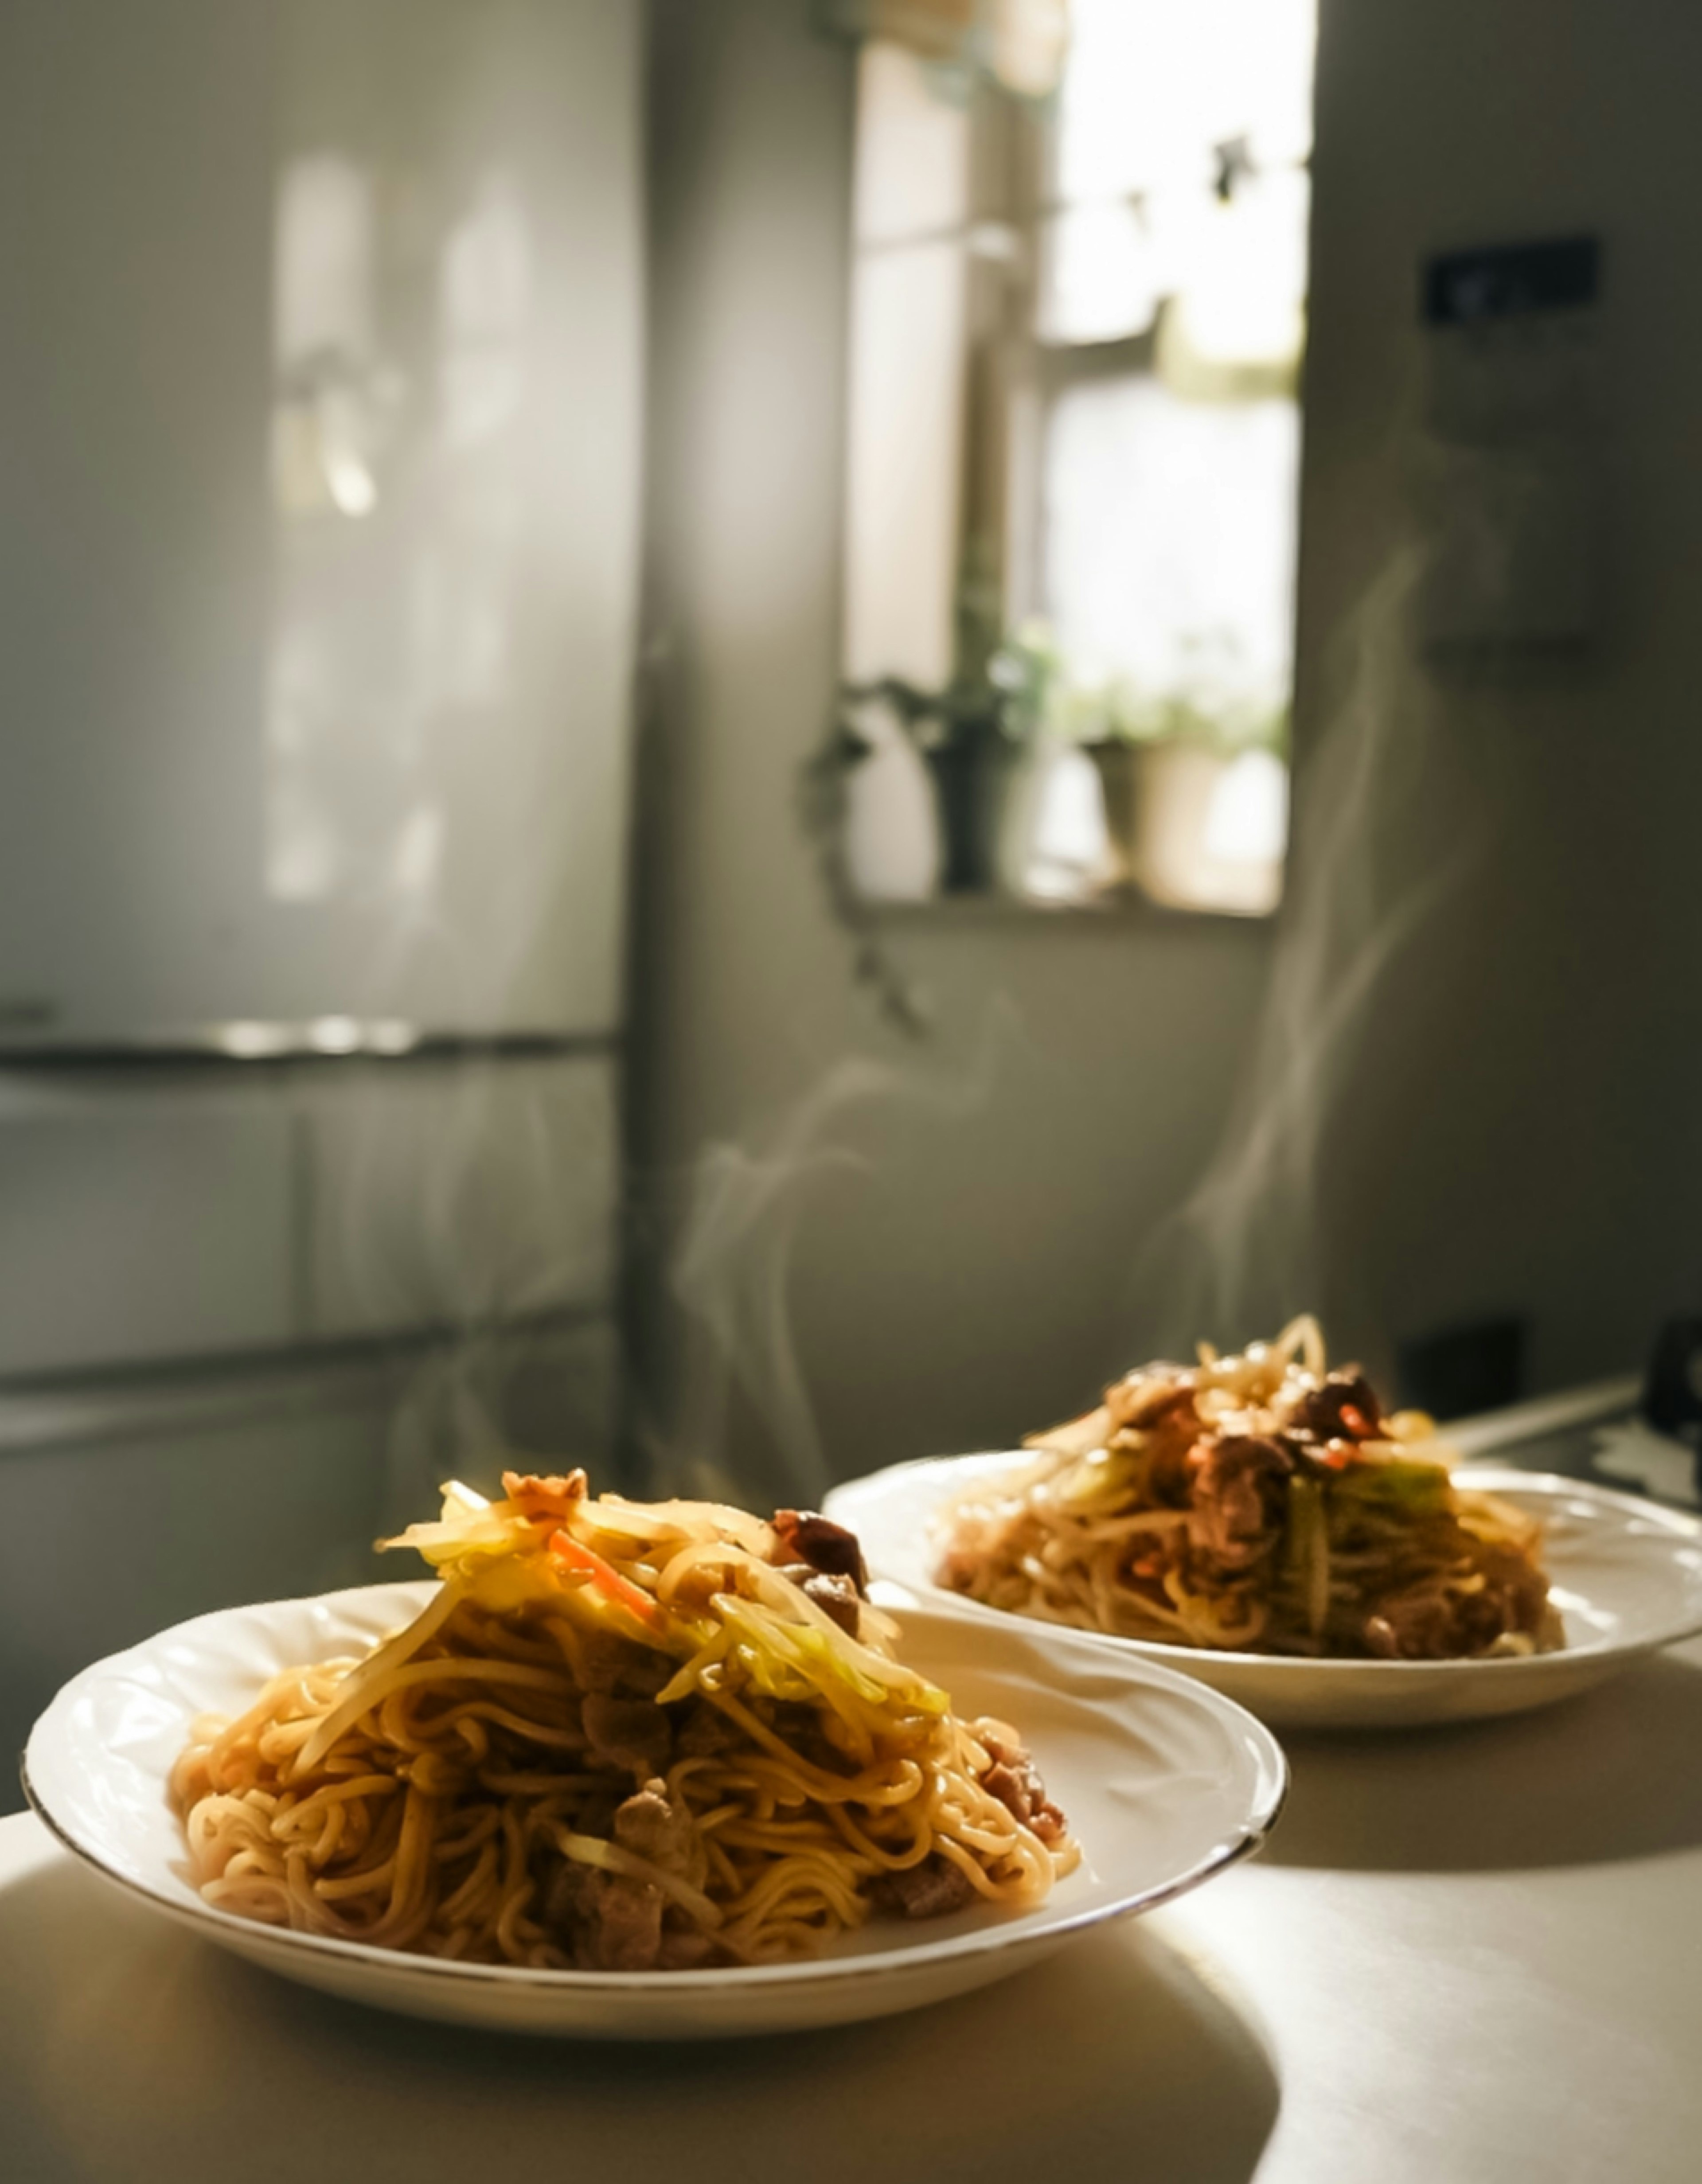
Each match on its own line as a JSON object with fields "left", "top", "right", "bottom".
{"left": 1447, "top": 1375, "right": 1700, "bottom": 1510}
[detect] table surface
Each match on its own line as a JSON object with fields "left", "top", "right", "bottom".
{"left": 8, "top": 1401, "right": 1702, "bottom": 2184}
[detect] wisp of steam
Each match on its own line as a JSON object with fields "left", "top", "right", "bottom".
{"left": 1132, "top": 547, "right": 1489, "bottom": 1368}
{"left": 644, "top": 1008, "right": 1023, "bottom": 1509}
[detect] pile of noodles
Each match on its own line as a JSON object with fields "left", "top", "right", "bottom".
{"left": 936, "top": 1315, "right": 1563, "bottom": 1661}
{"left": 171, "top": 1473, "right": 1077, "bottom": 1970}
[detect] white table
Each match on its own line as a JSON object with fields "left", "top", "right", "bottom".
{"left": 8, "top": 1636, "right": 1702, "bottom": 2184}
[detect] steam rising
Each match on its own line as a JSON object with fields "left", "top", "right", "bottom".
{"left": 662, "top": 1062, "right": 884, "bottom": 1509}
{"left": 648, "top": 544, "right": 1491, "bottom": 1507}
{"left": 644, "top": 1011, "right": 1021, "bottom": 1508}
{"left": 1135, "top": 550, "right": 1485, "bottom": 1364}
{"left": 371, "top": 550, "right": 1484, "bottom": 1526}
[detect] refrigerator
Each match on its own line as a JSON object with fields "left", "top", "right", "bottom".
{"left": 0, "top": 0, "right": 643, "bottom": 1792}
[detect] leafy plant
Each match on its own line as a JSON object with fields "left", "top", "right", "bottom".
{"left": 793, "top": 620, "right": 1061, "bottom": 1032}
{"left": 1081, "top": 687, "right": 1291, "bottom": 759}
{"left": 847, "top": 619, "right": 1062, "bottom": 757}
{"left": 1052, "top": 628, "right": 1292, "bottom": 760}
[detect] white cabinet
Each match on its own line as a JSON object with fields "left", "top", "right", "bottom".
{"left": 0, "top": 1053, "right": 620, "bottom": 1378}
{"left": 0, "top": 1075, "right": 296, "bottom": 1378}
{"left": 0, "top": 3, "right": 637, "bottom": 1383}
{"left": 298, "top": 1056, "right": 619, "bottom": 1341}
{"left": 0, "top": 1354, "right": 395, "bottom": 1809}
{"left": 0, "top": 0, "right": 642, "bottom": 1044}
{"left": 0, "top": 1316, "right": 622, "bottom": 1813}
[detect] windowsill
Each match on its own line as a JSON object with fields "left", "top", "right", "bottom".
{"left": 858, "top": 887, "right": 1280, "bottom": 927}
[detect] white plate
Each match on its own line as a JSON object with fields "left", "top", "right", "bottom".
{"left": 21, "top": 1582, "right": 1284, "bottom": 2040}
{"left": 825, "top": 1459, "right": 1702, "bottom": 1731}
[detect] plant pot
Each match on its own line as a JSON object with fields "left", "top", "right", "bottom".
{"left": 1083, "top": 740, "right": 1143, "bottom": 892}
{"left": 922, "top": 731, "right": 1023, "bottom": 893}
{"left": 842, "top": 713, "right": 941, "bottom": 902}
{"left": 1133, "top": 740, "right": 1286, "bottom": 915}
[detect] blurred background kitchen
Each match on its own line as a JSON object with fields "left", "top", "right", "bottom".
{"left": 3, "top": 0, "right": 1698, "bottom": 1795}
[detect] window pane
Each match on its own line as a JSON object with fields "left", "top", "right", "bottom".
{"left": 1167, "top": 170, "right": 1308, "bottom": 373}
{"left": 1054, "top": 0, "right": 1317, "bottom": 205}
{"left": 1042, "top": 374, "right": 1299, "bottom": 721}
{"left": 1038, "top": 199, "right": 1162, "bottom": 344}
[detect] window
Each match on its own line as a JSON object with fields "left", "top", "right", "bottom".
{"left": 837, "top": 0, "right": 1316, "bottom": 914}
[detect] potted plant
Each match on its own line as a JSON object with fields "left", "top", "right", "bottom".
{"left": 849, "top": 619, "right": 1058, "bottom": 894}
{"left": 1068, "top": 671, "right": 1289, "bottom": 911}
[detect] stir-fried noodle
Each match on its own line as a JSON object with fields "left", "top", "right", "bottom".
{"left": 172, "top": 1475, "right": 1077, "bottom": 1969}
{"left": 937, "top": 1317, "right": 1561, "bottom": 1660}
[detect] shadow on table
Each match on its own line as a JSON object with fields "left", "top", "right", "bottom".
{"left": 0, "top": 1854, "right": 1279, "bottom": 2184}
{"left": 1264, "top": 1651, "right": 1702, "bottom": 1872}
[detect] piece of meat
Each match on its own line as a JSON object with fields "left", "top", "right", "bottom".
{"left": 1187, "top": 1434, "right": 1293, "bottom": 1566}
{"left": 574, "top": 1626, "right": 669, "bottom": 1698}
{"left": 802, "top": 1571, "right": 862, "bottom": 1637}
{"left": 763, "top": 1698, "right": 859, "bottom": 1776}
{"left": 581, "top": 1874, "right": 664, "bottom": 1971}
{"left": 774, "top": 1563, "right": 863, "bottom": 1637}
{"left": 1366, "top": 1538, "right": 1554, "bottom": 1660}
{"left": 541, "top": 1816, "right": 681, "bottom": 1973}
{"left": 1362, "top": 1594, "right": 1460, "bottom": 1660}
{"left": 1140, "top": 1402, "right": 1210, "bottom": 1501}
{"left": 983, "top": 1763, "right": 1029, "bottom": 1817}
{"left": 1472, "top": 1538, "right": 1555, "bottom": 1645}
{"left": 1281, "top": 1373, "right": 1382, "bottom": 1443}
{"left": 543, "top": 1856, "right": 665, "bottom": 1970}
{"left": 771, "top": 1510, "right": 870, "bottom": 1595}
{"left": 613, "top": 1781, "right": 695, "bottom": 1875}
{"left": 582, "top": 1693, "right": 673, "bottom": 1778}
{"left": 501, "top": 1468, "right": 589, "bottom": 1523}
{"left": 675, "top": 1700, "right": 742, "bottom": 1758}
{"left": 542, "top": 1856, "right": 597, "bottom": 1935}
{"left": 870, "top": 1852, "right": 979, "bottom": 1920}
{"left": 978, "top": 1727, "right": 1069, "bottom": 1847}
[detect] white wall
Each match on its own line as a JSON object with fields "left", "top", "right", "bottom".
{"left": 634, "top": 0, "right": 1702, "bottom": 1485}
{"left": 632, "top": 0, "right": 1275, "bottom": 1498}
{"left": 1284, "top": 0, "right": 1702, "bottom": 1391}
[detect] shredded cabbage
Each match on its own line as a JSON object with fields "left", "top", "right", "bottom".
{"left": 377, "top": 1472, "right": 948, "bottom": 1732}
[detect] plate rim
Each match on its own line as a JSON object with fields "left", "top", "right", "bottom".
{"left": 20, "top": 1581, "right": 1288, "bottom": 1997}
{"left": 826, "top": 1454, "right": 1702, "bottom": 1679}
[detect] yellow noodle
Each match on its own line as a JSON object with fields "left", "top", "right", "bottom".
{"left": 939, "top": 1320, "right": 1561, "bottom": 1661}
{"left": 173, "top": 1475, "right": 1078, "bottom": 1969}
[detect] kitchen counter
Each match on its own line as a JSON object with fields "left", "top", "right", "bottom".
{"left": 7, "top": 1618, "right": 1702, "bottom": 2184}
